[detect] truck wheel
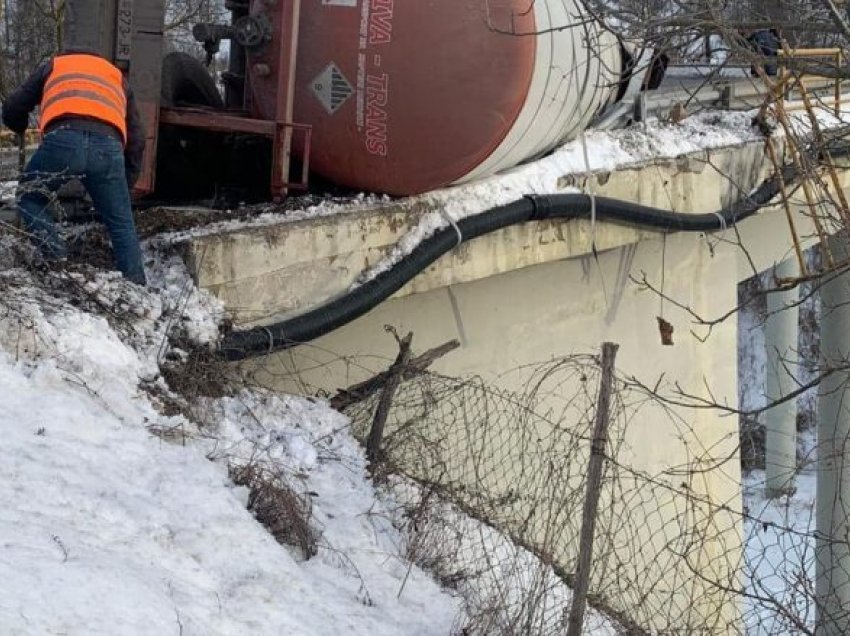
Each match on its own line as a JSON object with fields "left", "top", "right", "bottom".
{"left": 160, "top": 52, "right": 223, "bottom": 108}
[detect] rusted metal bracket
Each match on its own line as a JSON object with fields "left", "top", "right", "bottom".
{"left": 159, "top": 107, "right": 311, "bottom": 199}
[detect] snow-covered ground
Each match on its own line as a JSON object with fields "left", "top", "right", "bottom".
{"left": 0, "top": 230, "right": 625, "bottom": 634}
{"left": 0, "top": 243, "right": 460, "bottom": 635}
{"left": 742, "top": 466, "right": 817, "bottom": 634}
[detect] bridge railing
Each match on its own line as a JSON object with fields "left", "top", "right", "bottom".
{"left": 776, "top": 47, "right": 844, "bottom": 117}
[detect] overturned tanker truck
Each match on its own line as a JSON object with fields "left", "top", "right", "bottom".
{"left": 63, "top": 0, "right": 652, "bottom": 201}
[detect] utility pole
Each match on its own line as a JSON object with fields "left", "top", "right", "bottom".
{"left": 816, "top": 232, "right": 850, "bottom": 635}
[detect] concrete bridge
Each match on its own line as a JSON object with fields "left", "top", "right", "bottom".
{"left": 177, "top": 131, "right": 843, "bottom": 631}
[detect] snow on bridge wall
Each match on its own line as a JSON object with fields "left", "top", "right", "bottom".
{"left": 183, "top": 139, "right": 813, "bottom": 327}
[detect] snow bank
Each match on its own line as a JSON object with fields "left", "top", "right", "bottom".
{"left": 0, "top": 255, "right": 458, "bottom": 635}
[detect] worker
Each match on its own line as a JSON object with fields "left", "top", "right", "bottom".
{"left": 2, "top": 49, "right": 147, "bottom": 285}
{"left": 747, "top": 28, "right": 780, "bottom": 77}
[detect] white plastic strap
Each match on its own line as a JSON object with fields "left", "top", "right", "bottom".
{"left": 264, "top": 327, "right": 275, "bottom": 354}
{"left": 581, "top": 133, "right": 598, "bottom": 249}
{"left": 711, "top": 212, "right": 727, "bottom": 232}
{"left": 439, "top": 209, "right": 463, "bottom": 247}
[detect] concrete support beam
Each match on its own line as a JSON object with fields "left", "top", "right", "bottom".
{"left": 184, "top": 140, "right": 789, "bottom": 327}
{"left": 764, "top": 258, "right": 799, "bottom": 498}
{"left": 816, "top": 233, "right": 850, "bottom": 635}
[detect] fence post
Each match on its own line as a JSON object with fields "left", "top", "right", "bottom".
{"left": 566, "top": 341, "right": 619, "bottom": 636}
{"left": 366, "top": 329, "right": 413, "bottom": 465}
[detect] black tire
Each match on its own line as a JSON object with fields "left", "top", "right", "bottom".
{"left": 160, "top": 52, "right": 223, "bottom": 109}
{"left": 644, "top": 52, "right": 669, "bottom": 91}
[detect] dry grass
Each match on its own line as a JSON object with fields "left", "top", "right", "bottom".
{"left": 229, "top": 462, "right": 319, "bottom": 559}
{"left": 161, "top": 343, "right": 236, "bottom": 400}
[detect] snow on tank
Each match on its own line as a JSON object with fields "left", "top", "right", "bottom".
{"left": 290, "top": 0, "right": 623, "bottom": 196}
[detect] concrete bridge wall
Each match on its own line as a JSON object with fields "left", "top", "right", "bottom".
{"left": 183, "top": 137, "right": 836, "bottom": 631}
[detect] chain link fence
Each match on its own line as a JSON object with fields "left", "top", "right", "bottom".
{"left": 339, "top": 346, "right": 849, "bottom": 635}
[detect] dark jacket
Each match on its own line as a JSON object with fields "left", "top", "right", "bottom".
{"left": 747, "top": 29, "right": 780, "bottom": 77}
{"left": 2, "top": 54, "right": 146, "bottom": 187}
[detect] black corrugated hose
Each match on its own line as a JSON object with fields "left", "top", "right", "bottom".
{"left": 221, "top": 163, "right": 797, "bottom": 361}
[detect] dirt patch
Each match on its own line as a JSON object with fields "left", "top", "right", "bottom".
{"left": 66, "top": 226, "right": 114, "bottom": 272}
{"left": 135, "top": 207, "right": 238, "bottom": 238}
{"left": 134, "top": 193, "right": 363, "bottom": 238}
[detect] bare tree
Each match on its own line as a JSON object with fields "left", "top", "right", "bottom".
{"left": 0, "top": 0, "right": 61, "bottom": 92}
{"left": 164, "top": 0, "right": 227, "bottom": 55}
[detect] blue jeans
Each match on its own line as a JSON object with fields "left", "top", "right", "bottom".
{"left": 18, "top": 128, "right": 146, "bottom": 285}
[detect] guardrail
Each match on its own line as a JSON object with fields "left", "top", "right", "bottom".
{"left": 777, "top": 48, "right": 843, "bottom": 116}
{"left": 594, "top": 77, "right": 767, "bottom": 131}
{"left": 595, "top": 68, "right": 848, "bottom": 132}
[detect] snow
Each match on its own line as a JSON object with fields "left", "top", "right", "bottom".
{"left": 0, "top": 352, "right": 453, "bottom": 635}
{"left": 1, "top": 179, "right": 17, "bottom": 201}
{"left": 742, "top": 469, "right": 817, "bottom": 634}
{"left": 0, "top": 256, "right": 461, "bottom": 635}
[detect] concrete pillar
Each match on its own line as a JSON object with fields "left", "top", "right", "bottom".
{"left": 764, "top": 258, "right": 799, "bottom": 498}
{"left": 817, "top": 233, "right": 850, "bottom": 636}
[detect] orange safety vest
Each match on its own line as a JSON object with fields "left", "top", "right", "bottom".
{"left": 40, "top": 54, "right": 128, "bottom": 144}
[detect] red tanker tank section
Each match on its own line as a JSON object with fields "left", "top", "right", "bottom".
{"left": 288, "top": 1, "right": 537, "bottom": 196}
